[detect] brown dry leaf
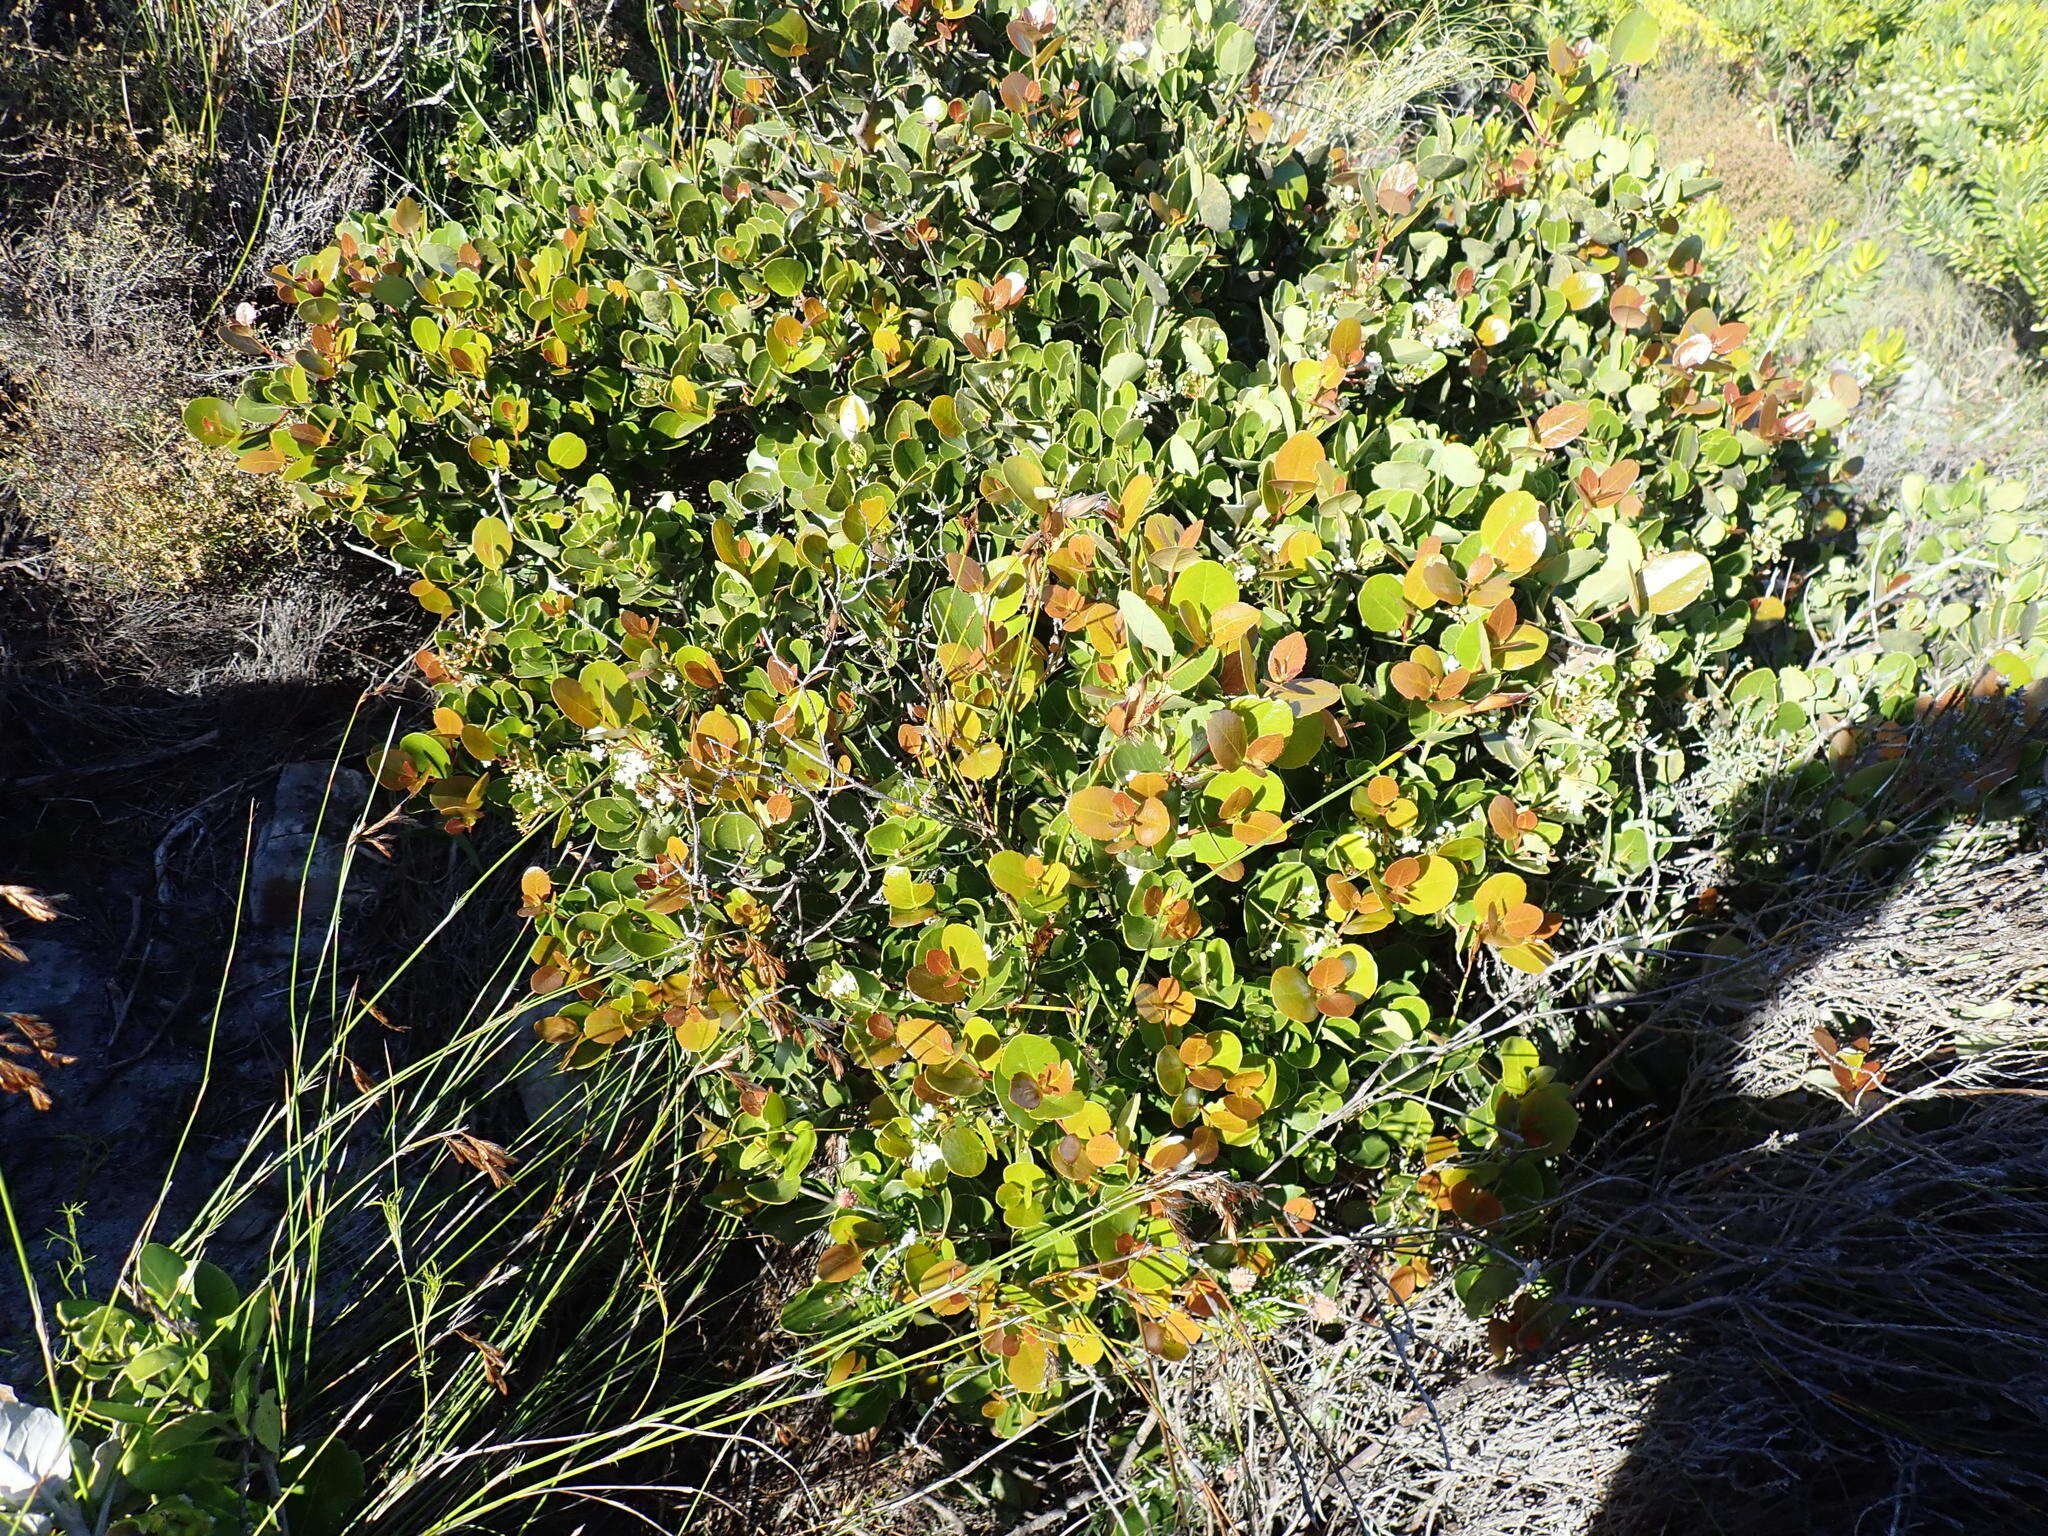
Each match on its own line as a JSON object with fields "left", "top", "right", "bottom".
{"left": 2, "top": 1013, "right": 71, "bottom": 1065}
{"left": 441, "top": 1131, "right": 516, "bottom": 1188}
{"left": 0, "top": 1058, "right": 53, "bottom": 1111}
{"left": 0, "top": 886, "right": 61, "bottom": 923}
{"left": 453, "top": 1329, "right": 511, "bottom": 1394}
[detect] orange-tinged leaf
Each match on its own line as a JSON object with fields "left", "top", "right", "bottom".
{"left": 1132, "top": 795, "right": 1174, "bottom": 849}
{"left": 1068, "top": 785, "right": 1134, "bottom": 841}
{"left": 897, "top": 1016, "right": 956, "bottom": 1065}
{"left": 1267, "top": 632, "right": 1307, "bottom": 683}
{"left": 1387, "top": 1259, "right": 1430, "bottom": 1303}
{"left": 1488, "top": 796, "right": 1522, "bottom": 842}
{"left": 1149, "top": 1135, "right": 1194, "bottom": 1171}
{"left": 1271, "top": 431, "right": 1325, "bottom": 489}
{"left": 817, "top": 1243, "right": 863, "bottom": 1282}
{"left": 1534, "top": 401, "right": 1589, "bottom": 451}
{"left": 1245, "top": 732, "right": 1287, "bottom": 766}
{"left": 1232, "top": 809, "right": 1286, "bottom": 848}
{"left": 1390, "top": 661, "right": 1433, "bottom": 700}
{"left": 1306, "top": 953, "right": 1347, "bottom": 990}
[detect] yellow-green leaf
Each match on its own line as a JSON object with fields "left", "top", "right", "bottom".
{"left": 472, "top": 515, "right": 512, "bottom": 570}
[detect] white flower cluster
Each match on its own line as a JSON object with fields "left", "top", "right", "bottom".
{"left": 905, "top": 1098, "right": 947, "bottom": 1173}
{"left": 1411, "top": 293, "right": 1471, "bottom": 352}
{"left": 499, "top": 742, "right": 561, "bottom": 831}
{"left": 1550, "top": 770, "right": 1604, "bottom": 816}
{"left": 1128, "top": 358, "right": 1176, "bottom": 425}
{"left": 1869, "top": 75, "right": 1981, "bottom": 142}
{"left": 1744, "top": 497, "right": 1804, "bottom": 570}
{"left": 1543, "top": 646, "right": 1631, "bottom": 738}
{"left": 589, "top": 736, "right": 681, "bottom": 811}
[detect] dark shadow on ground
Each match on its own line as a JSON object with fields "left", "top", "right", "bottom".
{"left": 1547, "top": 687, "right": 2048, "bottom": 1535}
{"left": 0, "top": 513, "right": 430, "bottom": 1361}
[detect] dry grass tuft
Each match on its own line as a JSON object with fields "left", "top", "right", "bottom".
{"left": 0, "top": 169, "right": 308, "bottom": 595}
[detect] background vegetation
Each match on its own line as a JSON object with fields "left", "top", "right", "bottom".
{"left": 3, "top": 1, "right": 2044, "bottom": 1533}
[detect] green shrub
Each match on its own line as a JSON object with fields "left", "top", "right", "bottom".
{"left": 1729, "top": 467, "right": 2048, "bottom": 847}
{"left": 1620, "top": 0, "right": 2048, "bottom": 331}
{"left": 45, "top": 1244, "right": 362, "bottom": 1534}
{"left": 186, "top": 2, "right": 1870, "bottom": 1427}
{"left": 1884, "top": 6, "right": 2048, "bottom": 329}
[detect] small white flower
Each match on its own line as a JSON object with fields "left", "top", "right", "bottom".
{"left": 610, "top": 746, "right": 654, "bottom": 791}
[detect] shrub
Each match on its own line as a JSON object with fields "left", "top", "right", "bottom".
{"left": 43, "top": 1244, "right": 362, "bottom": 1533}
{"left": 187, "top": 2, "right": 1870, "bottom": 1427}
{"left": 1884, "top": 5, "right": 2048, "bottom": 330}
{"left": 1627, "top": 0, "right": 2048, "bottom": 333}
{"left": 1728, "top": 467, "right": 2048, "bottom": 849}
{"left": 0, "top": 194, "right": 306, "bottom": 595}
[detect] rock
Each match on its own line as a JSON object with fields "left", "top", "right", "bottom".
{"left": 248, "top": 762, "right": 373, "bottom": 932}
{"left": 233, "top": 762, "right": 380, "bottom": 1040}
